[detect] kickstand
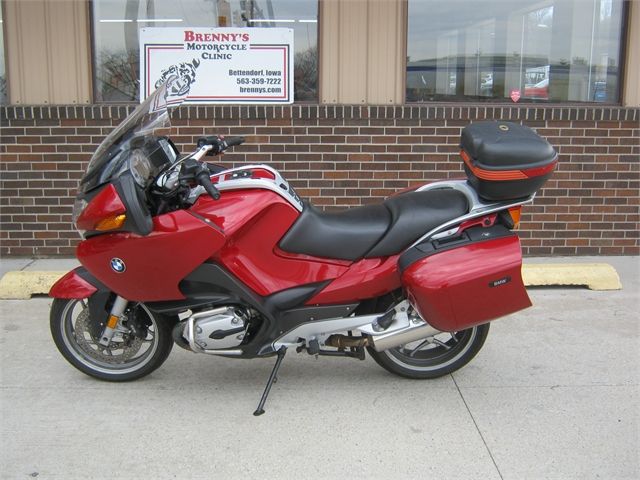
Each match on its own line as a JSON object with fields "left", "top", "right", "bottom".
{"left": 253, "top": 347, "right": 287, "bottom": 416}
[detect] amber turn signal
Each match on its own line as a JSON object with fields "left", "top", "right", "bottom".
{"left": 508, "top": 207, "right": 522, "bottom": 228}
{"left": 95, "top": 214, "right": 126, "bottom": 231}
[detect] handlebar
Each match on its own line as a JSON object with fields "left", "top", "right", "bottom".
{"left": 196, "top": 136, "right": 245, "bottom": 155}
{"left": 196, "top": 170, "right": 221, "bottom": 200}
{"left": 154, "top": 135, "right": 246, "bottom": 204}
{"left": 224, "top": 136, "right": 246, "bottom": 147}
{"left": 178, "top": 157, "right": 221, "bottom": 200}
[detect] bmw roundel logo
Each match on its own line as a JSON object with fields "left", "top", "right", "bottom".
{"left": 110, "top": 258, "right": 126, "bottom": 273}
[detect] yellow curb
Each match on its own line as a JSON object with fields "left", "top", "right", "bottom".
{"left": 0, "top": 263, "right": 623, "bottom": 300}
{"left": 0, "top": 271, "right": 67, "bottom": 300}
{"left": 521, "top": 263, "right": 622, "bottom": 290}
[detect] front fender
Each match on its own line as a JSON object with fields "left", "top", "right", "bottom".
{"left": 49, "top": 267, "right": 100, "bottom": 299}
{"left": 49, "top": 267, "right": 114, "bottom": 339}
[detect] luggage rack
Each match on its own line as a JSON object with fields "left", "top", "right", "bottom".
{"left": 411, "top": 180, "right": 535, "bottom": 247}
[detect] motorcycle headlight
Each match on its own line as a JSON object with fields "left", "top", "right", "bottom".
{"left": 129, "top": 149, "right": 152, "bottom": 187}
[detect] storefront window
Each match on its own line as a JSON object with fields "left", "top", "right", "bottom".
{"left": 0, "top": 7, "right": 7, "bottom": 104}
{"left": 92, "top": 0, "right": 317, "bottom": 102}
{"left": 406, "top": 0, "right": 625, "bottom": 103}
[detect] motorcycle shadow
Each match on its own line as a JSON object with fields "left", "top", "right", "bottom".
{"left": 135, "top": 348, "right": 444, "bottom": 393}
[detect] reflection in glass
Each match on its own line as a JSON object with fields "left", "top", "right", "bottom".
{"left": 406, "top": 0, "right": 625, "bottom": 103}
{"left": 92, "top": 0, "right": 317, "bottom": 102}
{"left": 0, "top": 7, "right": 6, "bottom": 104}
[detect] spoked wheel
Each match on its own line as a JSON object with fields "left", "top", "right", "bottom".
{"left": 50, "top": 298, "right": 173, "bottom": 381}
{"left": 367, "top": 323, "right": 490, "bottom": 379}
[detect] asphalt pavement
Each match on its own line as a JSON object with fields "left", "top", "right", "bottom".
{"left": 0, "top": 256, "right": 638, "bottom": 479}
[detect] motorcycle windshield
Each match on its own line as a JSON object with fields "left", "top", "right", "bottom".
{"left": 79, "top": 80, "right": 184, "bottom": 193}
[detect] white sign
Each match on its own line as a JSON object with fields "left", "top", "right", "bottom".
{"left": 140, "top": 27, "right": 294, "bottom": 104}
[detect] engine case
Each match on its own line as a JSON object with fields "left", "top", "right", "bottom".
{"left": 186, "top": 307, "right": 247, "bottom": 350}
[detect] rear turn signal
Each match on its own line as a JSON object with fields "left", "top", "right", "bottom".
{"left": 508, "top": 207, "right": 522, "bottom": 229}
{"left": 95, "top": 214, "right": 127, "bottom": 231}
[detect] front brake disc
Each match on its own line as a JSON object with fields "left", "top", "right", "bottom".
{"left": 74, "top": 309, "right": 143, "bottom": 364}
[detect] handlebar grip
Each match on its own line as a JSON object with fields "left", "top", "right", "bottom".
{"left": 196, "top": 171, "right": 221, "bottom": 200}
{"left": 224, "top": 136, "right": 245, "bottom": 147}
{"left": 197, "top": 135, "right": 245, "bottom": 154}
{"left": 197, "top": 136, "right": 219, "bottom": 149}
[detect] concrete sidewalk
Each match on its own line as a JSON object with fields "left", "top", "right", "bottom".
{"left": 0, "top": 257, "right": 80, "bottom": 278}
{"left": 0, "top": 256, "right": 638, "bottom": 479}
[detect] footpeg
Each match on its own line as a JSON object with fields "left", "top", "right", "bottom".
{"left": 375, "top": 309, "right": 395, "bottom": 330}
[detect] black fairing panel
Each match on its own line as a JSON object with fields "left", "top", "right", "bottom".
{"left": 113, "top": 172, "right": 153, "bottom": 236}
{"left": 163, "top": 263, "right": 359, "bottom": 357}
{"left": 83, "top": 172, "right": 153, "bottom": 238}
{"left": 177, "top": 263, "right": 268, "bottom": 315}
{"left": 73, "top": 267, "right": 113, "bottom": 338}
{"left": 365, "top": 189, "right": 469, "bottom": 257}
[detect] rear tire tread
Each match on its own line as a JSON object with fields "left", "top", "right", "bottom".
{"left": 367, "top": 323, "right": 490, "bottom": 379}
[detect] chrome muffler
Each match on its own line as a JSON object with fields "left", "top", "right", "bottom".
{"left": 369, "top": 322, "right": 440, "bottom": 352}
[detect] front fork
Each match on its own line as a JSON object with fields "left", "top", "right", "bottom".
{"left": 98, "top": 295, "right": 128, "bottom": 346}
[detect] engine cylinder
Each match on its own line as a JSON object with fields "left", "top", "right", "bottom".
{"left": 178, "top": 306, "right": 247, "bottom": 352}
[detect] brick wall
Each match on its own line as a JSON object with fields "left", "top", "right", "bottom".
{"left": 1, "top": 104, "right": 638, "bottom": 257}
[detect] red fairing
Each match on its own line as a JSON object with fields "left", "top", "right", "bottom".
{"left": 192, "top": 191, "right": 350, "bottom": 296}
{"left": 307, "top": 255, "right": 402, "bottom": 305}
{"left": 401, "top": 235, "right": 531, "bottom": 332}
{"left": 218, "top": 202, "right": 352, "bottom": 295}
{"left": 273, "top": 246, "right": 352, "bottom": 267}
{"left": 77, "top": 210, "right": 225, "bottom": 301}
{"left": 49, "top": 269, "right": 98, "bottom": 299}
{"left": 191, "top": 189, "right": 288, "bottom": 236}
{"left": 76, "top": 184, "right": 126, "bottom": 231}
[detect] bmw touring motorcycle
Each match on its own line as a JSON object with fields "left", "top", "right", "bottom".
{"left": 49, "top": 81, "right": 557, "bottom": 414}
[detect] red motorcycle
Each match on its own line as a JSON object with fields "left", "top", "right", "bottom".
{"left": 50, "top": 82, "right": 557, "bottom": 415}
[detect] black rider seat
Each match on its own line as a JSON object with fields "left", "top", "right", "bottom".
{"left": 278, "top": 189, "right": 469, "bottom": 261}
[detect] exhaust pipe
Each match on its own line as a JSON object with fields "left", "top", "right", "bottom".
{"left": 369, "top": 321, "right": 441, "bottom": 352}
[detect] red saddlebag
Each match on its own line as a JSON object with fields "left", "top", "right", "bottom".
{"left": 460, "top": 121, "right": 557, "bottom": 201}
{"left": 399, "top": 225, "right": 532, "bottom": 332}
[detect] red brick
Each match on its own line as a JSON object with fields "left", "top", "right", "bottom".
{"left": 0, "top": 104, "right": 638, "bottom": 257}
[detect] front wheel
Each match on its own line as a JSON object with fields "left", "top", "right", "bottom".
{"left": 367, "top": 323, "right": 490, "bottom": 379}
{"left": 50, "top": 298, "right": 174, "bottom": 382}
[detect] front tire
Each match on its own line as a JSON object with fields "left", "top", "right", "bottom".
{"left": 368, "top": 323, "right": 490, "bottom": 379}
{"left": 50, "top": 298, "right": 174, "bottom": 382}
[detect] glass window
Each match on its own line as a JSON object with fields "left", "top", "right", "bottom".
{"left": 0, "top": 6, "right": 7, "bottom": 104}
{"left": 406, "top": 0, "right": 626, "bottom": 103}
{"left": 91, "top": 0, "right": 317, "bottom": 102}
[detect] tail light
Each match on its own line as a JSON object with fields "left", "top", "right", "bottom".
{"left": 74, "top": 184, "right": 127, "bottom": 234}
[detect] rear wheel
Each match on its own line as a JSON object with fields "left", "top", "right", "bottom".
{"left": 50, "top": 297, "right": 174, "bottom": 382}
{"left": 367, "top": 323, "right": 490, "bottom": 379}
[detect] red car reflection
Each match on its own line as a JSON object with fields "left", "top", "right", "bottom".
{"left": 524, "top": 78, "right": 549, "bottom": 100}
